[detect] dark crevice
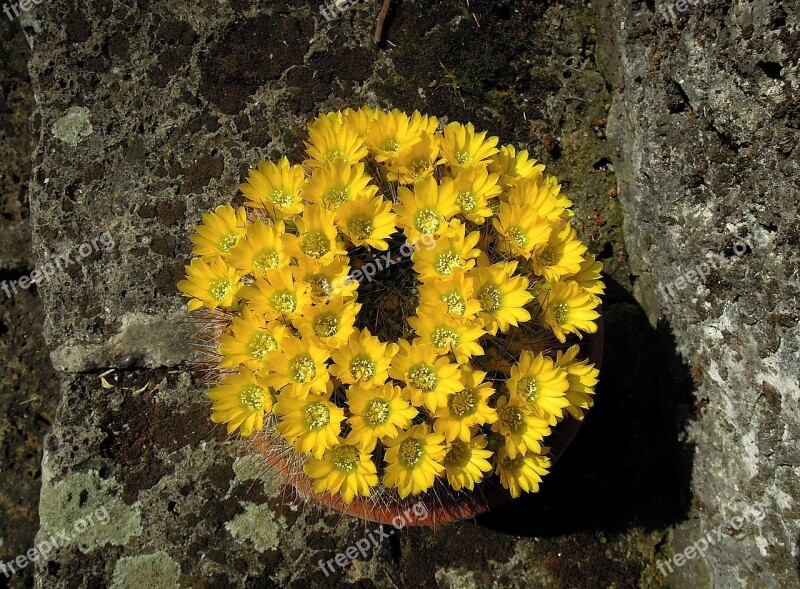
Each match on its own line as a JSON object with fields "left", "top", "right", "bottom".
{"left": 667, "top": 81, "right": 691, "bottom": 113}
{"left": 756, "top": 60, "right": 784, "bottom": 80}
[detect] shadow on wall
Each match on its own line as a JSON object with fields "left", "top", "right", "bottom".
{"left": 477, "top": 276, "right": 696, "bottom": 537}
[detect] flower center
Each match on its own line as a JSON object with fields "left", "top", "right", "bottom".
{"left": 501, "top": 454, "right": 524, "bottom": 472}
{"left": 517, "top": 378, "right": 539, "bottom": 402}
{"left": 381, "top": 139, "right": 399, "bottom": 153}
{"left": 348, "top": 216, "right": 374, "bottom": 240}
{"left": 254, "top": 250, "right": 279, "bottom": 270}
{"left": 507, "top": 227, "right": 527, "bottom": 248}
{"left": 398, "top": 438, "right": 423, "bottom": 468}
{"left": 448, "top": 388, "right": 477, "bottom": 417}
{"left": 323, "top": 188, "right": 349, "bottom": 208}
{"left": 455, "top": 150, "right": 472, "bottom": 165}
{"left": 407, "top": 364, "right": 438, "bottom": 392}
{"left": 210, "top": 279, "right": 233, "bottom": 301}
{"left": 218, "top": 232, "right": 240, "bottom": 252}
{"left": 410, "top": 159, "right": 430, "bottom": 177}
{"left": 332, "top": 444, "right": 360, "bottom": 472}
{"left": 313, "top": 313, "right": 339, "bottom": 338}
{"left": 363, "top": 398, "right": 390, "bottom": 427}
{"left": 290, "top": 355, "right": 317, "bottom": 383}
{"left": 303, "top": 401, "right": 330, "bottom": 430}
{"left": 553, "top": 302, "right": 569, "bottom": 324}
{"left": 430, "top": 326, "right": 460, "bottom": 349}
{"left": 270, "top": 291, "right": 297, "bottom": 313}
{"left": 300, "top": 232, "right": 330, "bottom": 258}
{"left": 308, "top": 275, "right": 332, "bottom": 297}
{"left": 477, "top": 285, "right": 502, "bottom": 312}
{"left": 434, "top": 250, "right": 460, "bottom": 275}
{"left": 414, "top": 208, "right": 440, "bottom": 234}
{"left": 238, "top": 384, "right": 265, "bottom": 411}
{"left": 499, "top": 406, "right": 525, "bottom": 434}
{"left": 443, "top": 439, "right": 469, "bottom": 467}
{"left": 442, "top": 292, "right": 466, "bottom": 316}
{"left": 247, "top": 331, "right": 278, "bottom": 359}
{"left": 538, "top": 246, "right": 557, "bottom": 267}
{"left": 270, "top": 189, "right": 294, "bottom": 208}
{"left": 349, "top": 356, "right": 376, "bottom": 381}
{"left": 456, "top": 191, "right": 476, "bottom": 213}
{"left": 325, "top": 149, "right": 345, "bottom": 161}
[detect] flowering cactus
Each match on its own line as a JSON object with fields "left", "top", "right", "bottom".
{"left": 178, "top": 107, "right": 602, "bottom": 507}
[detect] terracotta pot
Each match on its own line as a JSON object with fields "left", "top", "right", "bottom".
{"left": 256, "top": 309, "right": 604, "bottom": 526}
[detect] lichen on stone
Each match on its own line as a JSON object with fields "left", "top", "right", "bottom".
{"left": 110, "top": 551, "right": 181, "bottom": 589}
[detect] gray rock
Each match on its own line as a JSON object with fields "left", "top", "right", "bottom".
{"left": 597, "top": 0, "right": 800, "bottom": 586}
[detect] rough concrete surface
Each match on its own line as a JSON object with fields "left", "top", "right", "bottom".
{"left": 0, "top": 0, "right": 794, "bottom": 587}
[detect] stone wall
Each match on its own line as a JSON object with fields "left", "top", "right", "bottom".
{"left": 597, "top": 0, "right": 800, "bottom": 586}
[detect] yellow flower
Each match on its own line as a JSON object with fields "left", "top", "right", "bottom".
{"left": 336, "top": 195, "right": 397, "bottom": 250}
{"left": 342, "top": 106, "right": 378, "bottom": 137}
{"left": 507, "top": 177, "right": 570, "bottom": 221}
{"left": 304, "top": 440, "right": 378, "bottom": 504}
{"left": 408, "top": 310, "right": 485, "bottom": 363}
{"left": 263, "top": 335, "right": 330, "bottom": 397}
{"left": 417, "top": 268, "right": 481, "bottom": 320}
{"left": 218, "top": 306, "right": 287, "bottom": 370}
{"left": 301, "top": 160, "right": 377, "bottom": 210}
{"left": 388, "top": 340, "right": 463, "bottom": 411}
{"left": 294, "top": 295, "right": 361, "bottom": 349}
{"left": 304, "top": 117, "right": 368, "bottom": 168}
{"left": 329, "top": 327, "right": 399, "bottom": 386}
{"left": 383, "top": 424, "right": 446, "bottom": 498}
{"left": 410, "top": 110, "right": 439, "bottom": 135}
{"left": 227, "top": 219, "right": 289, "bottom": 277}
{"left": 308, "top": 110, "right": 343, "bottom": 133}
{"left": 451, "top": 166, "right": 501, "bottom": 223}
{"left": 284, "top": 204, "right": 346, "bottom": 264}
{"left": 294, "top": 257, "right": 358, "bottom": 301}
{"left": 395, "top": 176, "right": 459, "bottom": 241}
{"left": 492, "top": 201, "right": 552, "bottom": 258}
{"left": 507, "top": 351, "right": 569, "bottom": 425}
{"left": 529, "top": 223, "right": 587, "bottom": 282}
{"left": 207, "top": 367, "right": 273, "bottom": 437}
{"left": 274, "top": 391, "right": 344, "bottom": 458}
{"left": 442, "top": 434, "right": 493, "bottom": 491}
{"left": 411, "top": 220, "right": 480, "bottom": 280}
{"left": 345, "top": 382, "right": 418, "bottom": 451}
{"left": 555, "top": 345, "right": 600, "bottom": 420}
{"left": 239, "top": 157, "right": 305, "bottom": 218}
{"left": 495, "top": 446, "right": 551, "bottom": 498}
{"left": 470, "top": 259, "right": 534, "bottom": 334}
{"left": 189, "top": 204, "right": 247, "bottom": 259}
{"left": 488, "top": 145, "right": 545, "bottom": 189}
{"left": 491, "top": 396, "right": 551, "bottom": 458}
{"left": 538, "top": 280, "right": 600, "bottom": 343}
{"left": 239, "top": 268, "right": 311, "bottom": 321}
{"left": 439, "top": 121, "right": 499, "bottom": 169}
{"left": 433, "top": 368, "right": 497, "bottom": 442}
{"left": 364, "top": 108, "right": 425, "bottom": 163}
{"left": 384, "top": 132, "right": 440, "bottom": 185}
{"left": 178, "top": 257, "right": 242, "bottom": 312}
{"left": 564, "top": 254, "right": 605, "bottom": 297}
